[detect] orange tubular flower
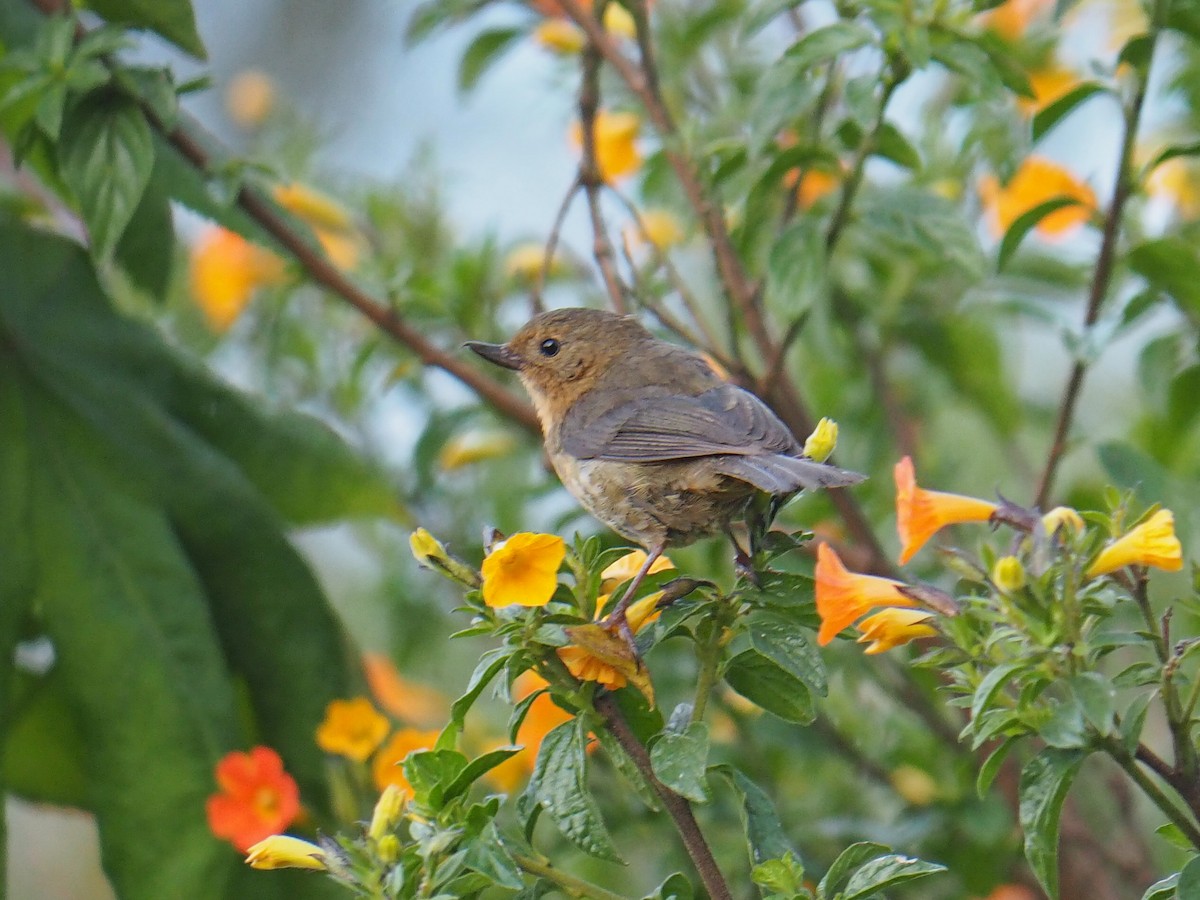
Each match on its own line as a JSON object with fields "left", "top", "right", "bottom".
{"left": 481, "top": 532, "right": 566, "bottom": 607}
{"left": 189, "top": 229, "right": 288, "bottom": 332}
{"left": 363, "top": 653, "right": 447, "bottom": 727}
{"left": 978, "top": 157, "right": 1096, "bottom": 239}
{"left": 315, "top": 697, "right": 390, "bottom": 762}
{"left": 1086, "top": 509, "right": 1183, "bottom": 578}
{"left": 894, "top": 456, "right": 998, "bottom": 565}
{"left": 556, "top": 592, "right": 663, "bottom": 689}
{"left": 855, "top": 608, "right": 937, "bottom": 654}
{"left": 371, "top": 728, "right": 441, "bottom": 794}
{"left": 815, "top": 543, "right": 916, "bottom": 645}
{"left": 206, "top": 747, "right": 301, "bottom": 852}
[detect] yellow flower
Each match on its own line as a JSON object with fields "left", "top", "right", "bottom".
{"left": 1043, "top": 506, "right": 1084, "bottom": 536}
{"left": 794, "top": 168, "right": 842, "bottom": 209}
{"left": 600, "top": 549, "right": 675, "bottom": 594}
{"left": 978, "top": 157, "right": 1096, "bottom": 239}
{"left": 438, "top": 432, "right": 517, "bottom": 470}
{"left": 627, "top": 209, "right": 684, "bottom": 250}
{"left": 894, "top": 456, "right": 998, "bottom": 565}
{"left": 557, "top": 592, "right": 663, "bottom": 689}
{"left": 245, "top": 835, "right": 327, "bottom": 871}
{"left": 316, "top": 698, "right": 390, "bottom": 762}
{"left": 1147, "top": 157, "right": 1200, "bottom": 221}
{"left": 225, "top": 70, "right": 276, "bottom": 129}
{"left": 815, "top": 542, "right": 916, "bottom": 645}
{"left": 409, "top": 528, "right": 445, "bottom": 569}
{"left": 376, "top": 834, "right": 401, "bottom": 864}
{"left": 505, "top": 242, "right": 564, "bottom": 280}
{"left": 855, "top": 608, "right": 937, "bottom": 654}
{"left": 363, "top": 652, "right": 448, "bottom": 727}
{"left": 1019, "top": 64, "right": 1080, "bottom": 114}
{"left": 890, "top": 764, "right": 939, "bottom": 805}
{"left": 481, "top": 532, "right": 566, "bottom": 607}
{"left": 980, "top": 0, "right": 1053, "bottom": 39}
{"left": 272, "top": 183, "right": 362, "bottom": 270}
{"left": 372, "top": 728, "right": 440, "bottom": 793}
{"left": 368, "top": 784, "right": 406, "bottom": 842}
{"left": 534, "top": 19, "right": 585, "bottom": 53}
{"left": 569, "top": 110, "right": 641, "bottom": 182}
{"left": 603, "top": 4, "right": 637, "bottom": 38}
{"left": 1086, "top": 509, "right": 1183, "bottom": 578}
{"left": 991, "top": 555, "right": 1027, "bottom": 592}
{"left": 189, "top": 228, "right": 288, "bottom": 332}
{"left": 802, "top": 417, "right": 838, "bottom": 463}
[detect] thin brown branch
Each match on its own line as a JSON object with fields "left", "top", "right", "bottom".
{"left": 167, "top": 123, "right": 541, "bottom": 432}
{"left": 1034, "top": 61, "right": 1152, "bottom": 508}
{"left": 578, "top": 30, "right": 628, "bottom": 314}
{"left": 594, "top": 692, "right": 733, "bottom": 900}
{"left": 533, "top": 176, "right": 583, "bottom": 316}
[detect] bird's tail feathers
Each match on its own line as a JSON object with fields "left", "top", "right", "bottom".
{"left": 714, "top": 454, "right": 865, "bottom": 494}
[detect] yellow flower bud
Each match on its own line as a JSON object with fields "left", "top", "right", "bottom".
{"left": 225, "top": 70, "right": 276, "bottom": 129}
{"left": 376, "top": 834, "right": 402, "bottom": 865}
{"left": 890, "top": 765, "right": 938, "bottom": 806}
{"left": 245, "top": 835, "right": 327, "bottom": 871}
{"left": 409, "top": 528, "right": 446, "bottom": 569}
{"left": 991, "top": 556, "right": 1026, "bottom": 592}
{"left": 1042, "top": 506, "right": 1084, "bottom": 537}
{"left": 369, "top": 784, "right": 406, "bottom": 842}
{"left": 603, "top": 4, "right": 636, "bottom": 38}
{"left": 802, "top": 417, "right": 838, "bottom": 463}
{"left": 533, "top": 19, "right": 584, "bottom": 53}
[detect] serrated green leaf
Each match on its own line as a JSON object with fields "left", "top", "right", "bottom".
{"left": 83, "top": 0, "right": 206, "bottom": 58}
{"left": 458, "top": 27, "right": 523, "bottom": 93}
{"left": 841, "top": 853, "right": 947, "bottom": 899}
{"left": 1019, "top": 748, "right": 1088, "bottom": 899}
{"left": 724, "top": 649, "right": 815, "bottom": 723}
{"left": 649, "top": 722, "right": 710, "bottom": 803}
{"left": 783, "top": 21, "right": 875, "bottom": 71}
{"left": 58, "top": 88, "right": 155, "bottom": 258}
{"left": 530, "top": 719, "right": 622, "bottom": 862}
{"left": 818, "top": 841, "right": 890, "bottom": 897}
{"left": 1031, "top": 81, "right": 1110, "bottom": 142}
{"left": 748, "top": 612, "right": 827, "bottom": 695}
{"left": 717, "top": 766, "right": 796, "bottom": 866}
{"left": 997, "top": 197, "right": 1086, "bottom": 269}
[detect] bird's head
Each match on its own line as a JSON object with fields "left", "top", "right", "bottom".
{"left": 466, "top": 308, "right": 648, "bottom": 421}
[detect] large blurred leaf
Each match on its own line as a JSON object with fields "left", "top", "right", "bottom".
{"left": 1128, "top": 237, "right": 1200, "bottom": 318}
{"left": 1019, "top": 747, "right": 1088, "bottom": 899}
{"left": 0, "top": 220, "right": 372, "bottom": 898}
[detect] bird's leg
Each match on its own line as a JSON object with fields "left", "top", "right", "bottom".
{"left": 725, "top": 526, "right": 760, "bottom": 588}
{"left": 603, "top": 541, "right": 667, "bottom": 650}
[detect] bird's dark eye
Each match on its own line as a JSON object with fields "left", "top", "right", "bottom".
{"left": 539, "top": 338, "right": 561, "bottom": 357}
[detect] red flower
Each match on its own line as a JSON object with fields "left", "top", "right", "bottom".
{"left": 206, "top": 747, "right": 301, "bottom": 852}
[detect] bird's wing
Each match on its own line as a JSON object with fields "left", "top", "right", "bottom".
{"left": 561, "top": 383, "right": 800, "bottom": 461}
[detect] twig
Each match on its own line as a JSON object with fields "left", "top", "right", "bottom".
{"left": 1034, "top": 41, "right": 1156, "bottom": 507}
{"left": 594, "top": 692, "right": 733, "bottom": 900}
{"left": 513, "top": 853, "right": 630, "bottom": 900}
{"left": 578, "top": 28, "right": 628, "bottom": 314}
{"left": 533, "top": 176, "right": 584, "bottom": 315}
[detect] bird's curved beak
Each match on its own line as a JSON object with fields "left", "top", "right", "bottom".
{"left": 464, "top": 341, "right": 523, "bottom": 371}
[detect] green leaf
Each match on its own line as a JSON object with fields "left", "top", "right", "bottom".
{"left": 643, "top": 873, "right": 694, "bottom": 900}
{"left": 1031, "top": 81, "right": 1110, "bottom": 142}
{"left": 449, "top": 649, "right": 512, "bottom": 735}
{"left": 997, "top": 197, "right": 1086, "bottom": 270}
{"left": 1128, "top": 237, "right": 1200, "bottom": 317}
{"left": 530, "top": 718, "right": 622, "bottom": 862}
{"left": 748, "top": 611, "right": 827, "bottom": 695}
{"left": 458, "top": 27, "right": 523, "bottom": 93}
{"left": 1067, "top": 673, "right": 1114, "bottom": 736}
{"left": 970, "top": 663, "right": 1023, "bottom": 723}
{"left": 1180, "top": 857, "right": 1200, "bottom": 900}
{"left": 443, "top": 746, "right": 522, "bottom": 803}
{"left": 977, "top": 735, "right": 1021, "bottom": 798}
{"left": 819, "top": 842, "right": 890, "bottom": 897}
{"left": 724, "top": 649, "right": 815, "bottom": 723}
{"left": 82, "top": 0, "right": 206, "bottom": 58}
{"left": 1140, "top": 872, "right": 1178, "bottom": 900}
{"left": 1019, "top": 748, "right": 1088, "bottom": 899}
{"left": 1146, "top": 140, "right": 1200, "bottom": 172}
{"left": 717, "top": 766, "right": 796, "bottom": 866}
{"left": 58, "top": 88, "right": 154, "bottom": 259}
{"left": 783, "top": 21, "right": 875, "bottom": 71}
{"left": 113, "top": 161, "right": 175, "bottom": 298}
{"left": 4, "top": 670, "right": 89, "bottom": 807}
{"left": 462, "top": 823, "right": 524, "bottom": 889}
{"left": 765, "top": 218, "right": 825, "bottom": 316}
{"left": 874, "top": 121, "right": 921, "bottom": 170}
{"left": 841, "top": 853, "right": 947, "bottom": 899}
{"left": 649, "top": 722, "right": 710, "bottom": 803}
{"left": 594, "top": 725, "right": 660, "bottom": 810}
{"left": 1117, "top": 33, "right": 1155, "bottom": 77}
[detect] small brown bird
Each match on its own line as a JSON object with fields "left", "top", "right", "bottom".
{"left": 466, "top": 308, "right": 862, "bottom": 628}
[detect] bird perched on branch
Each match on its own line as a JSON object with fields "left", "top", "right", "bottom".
{"left": 466, "top": 307, "right": 863, "bottom": 632}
